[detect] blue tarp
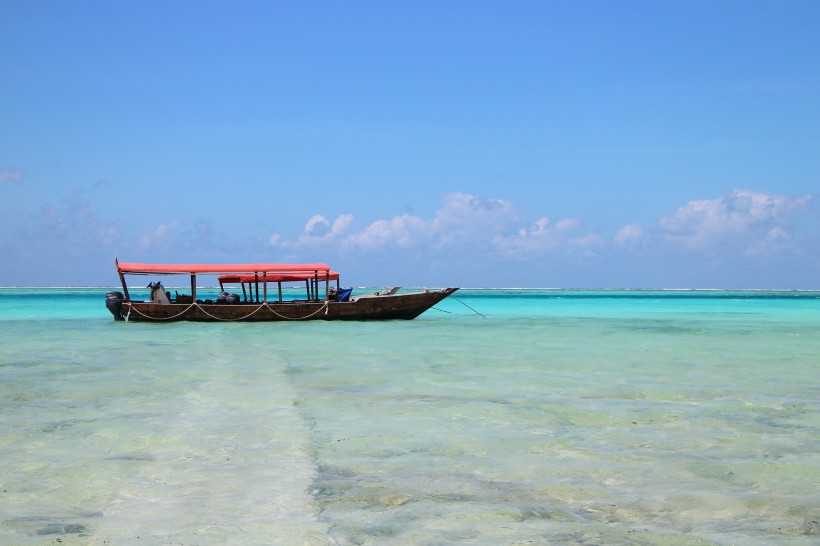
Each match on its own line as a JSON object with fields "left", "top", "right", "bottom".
{"left": 337, "top": 288, "right": 353, "bottom": 302}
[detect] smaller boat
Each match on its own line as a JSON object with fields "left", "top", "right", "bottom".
{"left": 106, "top": 258, "right": 458, "bottom": 322}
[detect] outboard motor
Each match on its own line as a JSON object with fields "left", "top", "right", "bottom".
{"left": 106, "top": 291, "right": 125, "bottom": 320}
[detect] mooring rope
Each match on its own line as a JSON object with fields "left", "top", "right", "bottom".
{"left": 194, "top": 302, "right": 269, "bottom": 321}
{"left": 125, "top": 301, "right": 198, "bottom": 321}
{"left": 265, "top": 301, "right": 329, "bottom": 320}
{"left": 124, "top": 301, "right": 330, "bottom": 322}
{"left": 451, "top": 296, "right": 486, "bottom": 318}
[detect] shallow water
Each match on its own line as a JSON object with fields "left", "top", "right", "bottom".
{"left": 0, "top": 289, "right": 818, "bottom": 544}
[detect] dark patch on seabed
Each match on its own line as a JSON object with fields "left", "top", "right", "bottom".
{"left": 39, "top": 418, "right": 97, "bottom": 433}
{"left": 36, "top": 523, "right": 87, "bottom": 535}
{"left": 5, "top": 514, "right": 98, "bottom": 537}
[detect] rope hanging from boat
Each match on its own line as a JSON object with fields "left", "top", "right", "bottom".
{"left": 124, "top": 301, "right": 330, "bottom": 322}
{"left": 192, "top": 302, "right": 271, "bottom": 321}
{"left": 263, "top": 301, "right": 329, "bottom": 320}
{"left": 126, "top": 301, "right": 198, "bottom": 321}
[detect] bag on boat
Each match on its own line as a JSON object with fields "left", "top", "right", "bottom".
{"left": 217, "top": 291, "right": 240, "bottom": 304}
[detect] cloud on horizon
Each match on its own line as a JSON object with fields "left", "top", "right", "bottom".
{"left": 2, "top": 186, "right": 816, "bottom": 286}
{"left": 628, "top": 189, "right": 814, "bottom": 257}
{"left": 268, "top": 190, "right": 814, "bottom": 262}
{"left": 16, "top": 182, "right": 122, "bottom": 255}
{"left": 269, "top": 193, "right": 603, "bottom": 260}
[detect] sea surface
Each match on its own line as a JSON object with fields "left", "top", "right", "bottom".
{"left": 0, "top": 288, "right": 818, "bottom": 545}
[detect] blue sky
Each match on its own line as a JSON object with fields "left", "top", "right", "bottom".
{"left": 2, "top": 1, "right": 818, "bottom": 288}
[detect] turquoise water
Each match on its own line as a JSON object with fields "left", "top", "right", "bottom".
{"left": 1, "top": 288, "right": 818, "bottom": 545}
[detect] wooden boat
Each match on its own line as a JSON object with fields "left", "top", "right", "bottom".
{"left": 106, "top": 258, "right": 458, "bottom": 322}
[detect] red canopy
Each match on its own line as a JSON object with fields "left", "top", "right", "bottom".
{"left": 218, "top": 272, "right": 340, "bottom": 283}
{"left": 116, "top": 259, "right": 330, "bottom": 276}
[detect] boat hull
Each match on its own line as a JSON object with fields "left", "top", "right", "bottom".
{"left": 115, "top": 288, "right": 458, "bottom": 322}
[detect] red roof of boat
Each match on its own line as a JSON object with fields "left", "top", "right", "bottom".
{"left": 116, "top": 259, "right": 331, "bottom": 275}
{"left": 218, "top": 272, "right": 340, "bottom": 283}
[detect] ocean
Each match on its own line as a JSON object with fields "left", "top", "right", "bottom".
{"left": 0, "top": 288, "right": 818, "bottom": 545}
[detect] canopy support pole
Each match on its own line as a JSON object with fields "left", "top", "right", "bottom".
{"left": 119, "top": 272, "right": 130, "bottom": 300}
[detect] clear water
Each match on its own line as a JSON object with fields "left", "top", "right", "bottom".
{"left": 1, "top": 288, "right": 818, "bottom": 545}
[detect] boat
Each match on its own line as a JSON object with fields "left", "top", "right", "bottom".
{"left": 105, "top": 258, "right": 458, "bottom": 322}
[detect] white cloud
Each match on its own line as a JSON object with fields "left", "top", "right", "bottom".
{"left": 13, "top": 183, "right": 123, "bottom": 257}
{"left": 341, "top": 194, "right": 514, "bottom": 253}
{"left": 338, "top": 193, "right": 519, "bottom": 252}
{"left": 0, "top": 169, "right": 22, "bottom": 183}
{"left": 97, "top": 226, "right": 121, "bottom": 246}
{"left": 276, "top": 192, "right": 600, "bottom": 260}
{"left": 332, "top": 213, "right": 354, "bottom": 234}
{"left": 7, "top": 184, "right": 818, "bottom": 286}
{"left": 304, "top": 214, "right": 330, "bottom": 236}
{"left": 490, "top": 214, "right": 606, "bottom": 258}
{"left": 282, "top": 213, "right": 355, "bottom": 248}
{"left": 433, "top": 193, "right": 516, "bottom": 234}
{"left": 571, "top": 232, "right": 605, "bottom": 248}
{"left": 657, "top": 189, "right": 812, "bottom": 255}
{"left": 555, "top": 218, "right": 581, "bottom": 232}
{"left": 343, "top": 214, "right": 431, "bottom": 250}
{"left": 746, "top": 226, "right": 795, "bottom": 257}
{"left": 139, "top": 220, "right": 181, "bottom": 249}
{"left": 614, "top": 223, "right": 645, "bottom": 247}
{"left": 155, "top": 220, "right": 180, "bottom": 237}
{"left": 227, "top": 189, "right": 816, "bottom": 277}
